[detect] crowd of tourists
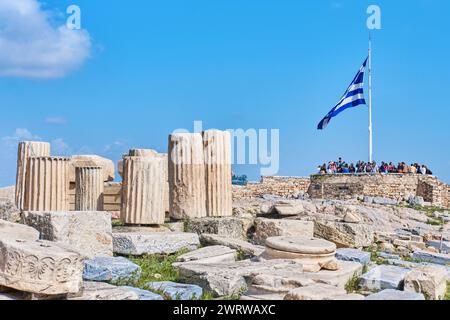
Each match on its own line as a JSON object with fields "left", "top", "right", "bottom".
{"left": 317, "top": 158, "right": 433, "bottom": 175}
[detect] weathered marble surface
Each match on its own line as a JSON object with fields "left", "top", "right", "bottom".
{"left": 113, "top": 230, "right": 199, "bottom": 255}
{"left": 0, "top": 239, "right": 85, "bottom": 295}
{"left": 83, "top": 256, "right": 141, "bottom": 282}
{"left": 175, "top": 246, "right": 236, "bottom": 264}
{"left": 22, "top": 211, "right": 113, "bottom": 259}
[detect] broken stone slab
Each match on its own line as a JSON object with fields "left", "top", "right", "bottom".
{"left": 249, "top": 269, "right": 314, "bottom": 295}
{"left": 363, "top": 196, "right": 398, "bottom": 206}
{"left": 0, "top": 220, "right": 40, "bottom": 241}
{"left": 67, "top": 282, "right": 139, "bottom": 300}
{"left": 358, "top": 265, "right": 411, "bottom": 291}
{"left": 336, "top": 248, "right": 371, "bottom": 265}
{"left": 253, "top": 218, "right": 314, "bottom": 245}
{"left": 0, "top": 238, "right": 85, "bottom": 295}
{"left": 175, "top": 258, "right": 303, "bottom": 297}
{"left": 265, "top": 236, "right": 336, "bottom": 254}
{"left": 120, "top": 286, "right": 164, "bottom": 300}
{"left": 326, "top": 293, "right": 365, "bottom": 300}
{"left": 365, "top": 289, "right": 425, "bottom": 300}
{"left": 200, "top": 234, "right": 265, "bottom": 257}
{"left": 426, "top": 240, "right": 450, "bottom": 254}
{"left": 284, "top": 283, "right": 346, "bottom": 300}
{"left": 378, "top": 252, "right": 401, "bottom": 260}
{"left": 384, "top": 259, "right": 450, "bottom": 279}
{"left": 272, "top": 200, "right": 317, "bottom": 216}
{"left": 184, "top": 217, "right": 253, "bottom": 240}
{"left": 147, "top": 281, "right": 203, "bottom": 300}
{"left": 408, "top": 196, "right": 425, "bottom": 206}
{"left": 22, "top": 211, "right": 113, "bottom": 259}
{"left": 240, "top": 293, "right": 286, "bottom": 300}
{"left": 299, "top": 261, "right": 363, "bottom": 288}
{"left": 0, "top": 199, "right": 20, "bottom": 223}
{"left": 83, "top": 256, "right": 141, "bottom": 282}
{"left": 404, "top": 265, "right": 448, "bottom": 300}
{"left": 175, "top": 246, "right": 236, "bottom": 264}
{"left": 113, "top": 230, "right": 200, "bottom": 255}
{"left": 412, "top": 250, "right": 450, "bottom": 266}
{"left": 314, "top": 219, "right": 374, "bottom": 248}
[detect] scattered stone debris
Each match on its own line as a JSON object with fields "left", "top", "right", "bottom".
{"left": 83, "top": 256, "right": 141, "bottom": 282}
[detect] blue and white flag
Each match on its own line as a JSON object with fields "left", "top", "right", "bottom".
{"left": 317, "top": 58, "right": 368, "bottom": 130}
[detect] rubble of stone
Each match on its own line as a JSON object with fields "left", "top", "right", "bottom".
{"left": 1, "top": 138, "right": 449, "bottom": 301}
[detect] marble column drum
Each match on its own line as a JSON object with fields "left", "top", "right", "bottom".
{"left": 203, "top": 130, "right": 233, "bottom": 217}
{"left": 75, "top": 166, "right": 104, "bottom": 211}
{"left": 168, "top": 133, "right": 207, "bottom": 220}
{"left": 15, "top": 141, "right": 51, "bottom": 210}
{"left": 121, "top": 156, "right": 165, "bottom": 225}
{"left": 23, "top": 156, "right": 70, "bottom": 211}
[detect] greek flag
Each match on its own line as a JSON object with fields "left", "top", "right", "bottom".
{"left": 318, "top": 58, "right": 368, "bottom": 130}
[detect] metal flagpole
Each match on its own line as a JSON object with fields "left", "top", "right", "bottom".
{"left": 368, "top": 34, "right": 373, "bottom": 163}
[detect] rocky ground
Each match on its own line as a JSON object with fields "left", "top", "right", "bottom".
{"left": 1, "top": 186, "right": 449, "bottom": 301}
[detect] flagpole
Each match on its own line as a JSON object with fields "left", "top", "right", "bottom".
{"left": 368, "top": 34, "right": 373, "bottom": 163}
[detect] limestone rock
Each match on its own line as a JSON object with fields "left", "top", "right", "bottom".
{"left": 75, "top": 166, "right": 104, "bottom": 211}
{"left": 265, "top": 236, "right": 336, "bottom": 254}
{"left": 314, "top": 219, "right": 374, "bottom": 248}
{"left": 120, "top": 286, "right": 164, "bottom": 300}
{"left": 408, "top": 196, "right": 425, "bottom": 206}
{"left": 168, "top": 133, "right": 207, "bottom": 219}
{"left": 24, "top": 156, "right": 70, "bottom": 212}
{"left": 327, "top": 293, "right": 365, "bottom": 300}
{"left": 185, "top": 217, "right": 254, "bottom": 240}
{"left": 175, "top": 246, "right": 236, "bottom": 264}
{"left": 121, "top": 156, "right": 165, "bottom": 225}
{"left": 363, "top": 196, "right": 398, "bottom": 206}
{"left": 69, "top": 155, "right": 115, "bottom": 182}
{"left": 67, "top": 282, "right": 138, "bottom": 300}
{"left": 0, "top": 199, "right": 20, "bottom": 223}
{"left": 273, "top": 200, "right": 317, "bottom": 216}
{"left": 15, "top": 141, "right": 51, "bottom": 211}
{"left": 358, "top": 265, "right": 410, "bottom": 291}
{"left": 284, "top": 283, "right": 346, "bottom": 300}
{"left": 404, "top": 265, "right": 448, "bottom": 300}
{"left": 343, "top": 211, "right": 362, "bottom": 223}
{"left": 0, "top": 186, "right": 15, "bottom": 203}
{"left": 113, "top": 230, "right": 199, "bottom": 255}
{"left": 253, "top": 218, "right": 314, "bottom": 245}
{"left": 203, "top": 130, "right": 233, "bottom": 217}
{"left": 175, "top": 259, "right": 303, "bottom": 297}
{"left": 0, "top": 239, "right": 85, "bottom": 295}
{"left": 365, "top": 289, "right": 425, "bottom": 300}
{"left": 426, "top": 240, "right": 450, "bottom": 254}
{"left": 336, "top": 248, "right": 371, "bottom": 265}
{"left": 22, "top": 211, "right": 113, "bottom": 259}
{"left": 412, "top": 250, "right": 450, "bottom": 266}
{"left": 147, "top": 281, "right": 203, "bottom": 300}
{"left": 83, "top": 256, "right": 141, "bottom": 282}
{"left": 200, "top": 234, "right": 265, "bottom": 257}
{"left": 0, "top": 220, "right": 40, "bottom": 241}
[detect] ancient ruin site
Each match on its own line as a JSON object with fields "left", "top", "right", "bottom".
{"left": 0, "top": 137, "right": 449, "bottom": 301}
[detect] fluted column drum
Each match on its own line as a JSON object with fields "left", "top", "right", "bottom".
{"left": 15, "top": 141, "right": 51, "bottom": 210}
{"left": 121, "top": 156, "right": 165, "bottom": 225}
{"left": 24, "top": 156, "right": 70, "bottom": 211}
{"left": 75, "top": 166, "right": 104, "bottom": 211}
{"left": 168, "top": 133, "right": 207, "bottom": 219}
{"left": 203, "top": 130, "right": 233, "bottom": 217}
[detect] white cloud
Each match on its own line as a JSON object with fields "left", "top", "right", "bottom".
{"left": 1, "top": 128, "right": 41, "bottom": 146}
{"left": 103, "top": 140, "right": 127, "bottom": 154}
{"left": 0, "top": 0, "right": 91, "bottom": 78}
{"left": 45, "top": 116, "right": 67, "bottom": 125}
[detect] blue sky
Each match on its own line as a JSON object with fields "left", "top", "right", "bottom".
{"left": 0, "top": 0, "right": 449, "bottom": 186}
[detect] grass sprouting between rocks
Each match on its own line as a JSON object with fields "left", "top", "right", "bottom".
{"left": 111, "top": 250, "right": 216, "bottom": 300}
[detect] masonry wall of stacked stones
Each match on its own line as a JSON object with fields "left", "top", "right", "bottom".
{"left": 1, "top": 132, "right": 450, "bottom": 300}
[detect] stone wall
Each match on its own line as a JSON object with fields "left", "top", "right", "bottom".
{"left": 233, "top": 174, "right": 449, "bottom": 208}
{"left": 308, "top": 174, "right": 450, "bottom": 207}
{"left": 232, "top": 176, "right": 311, "bottom": 199}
